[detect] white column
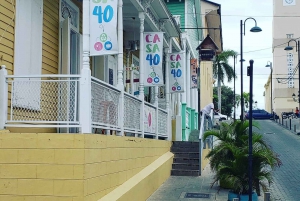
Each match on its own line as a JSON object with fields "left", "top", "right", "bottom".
{"left": 165, "top": 39, "right": 172, "bottom": 140}
{"left": 165, "top": 47, "right": 170, "bottom": 113}
{"left": 155, "top": 86, "right": 158, "bottom": 139}
{"left": 181, "top": 33, "right": 187, "bottom": 104}
{"left": 138, "top": 12, "right": 145, "bottom": 138}
{"left": 186, "top": 51, "right": 191, "bottom": 108}
{"left": 0, "top": 65, "right": 8, "bottom": 129}
{"left": 138, "top": 12, "right": 145, "bottom": 100}
{"left": 195, "top": 89, "right": 198, "bottom": 112}
{"left": 117, "top": 0, "right": 124, "bottom": 136}
{"left": 80, "top": 0, "right": 92, "bottom": 133}
{"left": 117, "top": 0, "right": 124, "bottom": 90}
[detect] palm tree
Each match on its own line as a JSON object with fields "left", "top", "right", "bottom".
{"left": 213, "top": 50, "right": 237, "bottom": 113}
{"left": 203, "top": 121, "right": 282, "bottom": 196}
{"left": 243, "top": 92, "right": 250, "bottom": 111}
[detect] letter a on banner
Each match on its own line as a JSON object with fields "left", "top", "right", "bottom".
{"left": 144, "top": 32, "right": 164, "bottom": 86}
{"left": 90, "top": 0, "right": 118, "bottom": 56}
{"left": 168, "top": 52, "right": 185, "bottom": 93}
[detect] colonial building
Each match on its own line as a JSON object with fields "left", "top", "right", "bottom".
{"left": 266, "top": 0, "right": 300, "bottom": 115}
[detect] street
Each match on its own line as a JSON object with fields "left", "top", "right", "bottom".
{"left": 256, "top": 120, "right": 300, "bottom": 200}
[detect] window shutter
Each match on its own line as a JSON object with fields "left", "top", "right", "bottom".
{"left": 13, "top": 0, "right": 43, "bottom": 110}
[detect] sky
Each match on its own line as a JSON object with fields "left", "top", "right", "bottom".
{"left": 209, "top": 0, "right": 273, "bottom": 117}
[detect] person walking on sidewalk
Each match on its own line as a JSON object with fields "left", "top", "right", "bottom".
{"left": 295, "top": 107, "right": 299, "bottom": 118}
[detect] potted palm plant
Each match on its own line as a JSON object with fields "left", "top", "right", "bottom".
{"left": 203, "top": 120, "right": 281, "bottom": 200}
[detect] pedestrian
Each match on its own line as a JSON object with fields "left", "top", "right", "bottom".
{"left": 295, "top": 107, "right": 299, "bottom": 117}
{"left": 201, "top": 102, "right": 219, "bottom": 116}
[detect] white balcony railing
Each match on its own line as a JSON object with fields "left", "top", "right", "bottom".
{"left": 0, "top": 66, "right": 169, "bottom": 139}
{"left": 4, "top": 74, "right": 80, "bottom": 127}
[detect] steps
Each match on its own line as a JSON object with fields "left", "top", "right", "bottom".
{"left": 171, "top": 141, "right": 200, "bottom": 176}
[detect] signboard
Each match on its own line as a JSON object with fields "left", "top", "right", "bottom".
{"left": 191, "top": 58, "right": 198, "bottom": 89}
{"left": 200, "top": 49, "right": 215, "bottom": 61}
{"left": 90, "top": 0, "right": 118, "bottom": 56}
{"left": 168, "top": 52, "right": 185, "bottom": 93}
{"left": 143, "top": 32, "right": 164, "bottom": 86}
{"left": 125, "top": 66, "right": 140, "bottom": 71}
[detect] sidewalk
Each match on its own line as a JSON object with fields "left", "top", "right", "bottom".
{"left": 147, "top": 164, "right": 265, "bottom": 201}
{"left": 281, "top": 118, "right": 300, "bottom": 134}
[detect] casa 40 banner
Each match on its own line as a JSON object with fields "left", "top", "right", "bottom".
{"left": 144, "top": 32, "right": 164, "bottom": 86}
{"left": 168, "top": 52, "right": 185, "bottom": 93}
{"left": 90, "top": 0, "right": 118, "bottom": 56}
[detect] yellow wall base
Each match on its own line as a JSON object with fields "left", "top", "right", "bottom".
{"left": 99, "top": 152, "right": 174, "bottom": 201}
{"left": 0, "top": 133, "right": 172, "bottom": 201}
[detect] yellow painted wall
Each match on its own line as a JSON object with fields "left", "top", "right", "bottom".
{"left": 0, "top": 0, "right": 14, "bottom": 74}
{"left": 0, "top": 133, "right": 172, "bottom": 201}
{"left": 200, "top": 61, "right": 214, "bottom": 109}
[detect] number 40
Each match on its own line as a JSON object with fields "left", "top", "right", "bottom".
{"left": 93, "top": 6, "right": 114, "bottom": 23}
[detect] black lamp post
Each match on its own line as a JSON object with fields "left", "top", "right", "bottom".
{"left": 265, "top": 61, "right": 273, "bottom": 114}
{"left": 234, "top": 55, "right": 236, "bottom": 120}
{"left": 247, "top": 60, "right": 254, "bottom": 200}
{"left": 240, "top": 18, "right": 262, "bottom": 120}
{"left": 285, "top": 39, "right": 300, "bottom": 112}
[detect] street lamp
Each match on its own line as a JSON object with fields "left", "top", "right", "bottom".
{"left": 265, "top": 61, "right": 273, "bottom": 115}
{"left": 240, "top": 18, "right": 262, "bottom": 120}
{"left": 284, "top": 39, "right": 300, "bottom": 112}
{"left": 248, "top": 60, "right": 254, "bottom": 200}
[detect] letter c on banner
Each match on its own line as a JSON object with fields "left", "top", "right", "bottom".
{"left": 145, "top": 34, "right": 152, "bottom": 43}
{"left": 170, "top": 54, "right": 175, "bottom": 61}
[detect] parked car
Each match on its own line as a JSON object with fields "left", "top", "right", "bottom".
{"left": 245, "top": 109, "right": 273, "bottom": 120}
{"left": 214, "top": 112, "right": 227, "bottom": 121}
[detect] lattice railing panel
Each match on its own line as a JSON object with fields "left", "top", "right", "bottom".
{"left": 124, "top": 93, "right": 141, "bottom": 130}
{"left": 158, "top": 109, "right": 167, "bottom": 135}
{"left": 91, "top": 79, "right": 120, "bottom": 127}
{"left": 8, "top": 78, "right": 79, "bottom": 122}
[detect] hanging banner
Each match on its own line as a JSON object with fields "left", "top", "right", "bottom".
{"left": 190, "top": 58, "right": 198, "bottom": 89}
{"left": 144, "top": 32, "right": 164, "bottom": 86}
{"left": 90, "top": 0, "right": 118, "bottom": 56}
{"left": 168, "top": 52, "right": 185, "bottom": 93}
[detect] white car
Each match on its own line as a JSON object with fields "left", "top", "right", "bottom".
{"left": 214, "top": 112, "right": 227, "bottom": 121}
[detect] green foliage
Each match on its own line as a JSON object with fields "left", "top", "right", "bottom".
{"left": 213, "top": 86, "right": 234, "bottom": 117}
{"left": 203, "top": 121, "right": 282, "bottom": 195}
{"left": 213, "top": 50, "right": 237, "bottom": 84}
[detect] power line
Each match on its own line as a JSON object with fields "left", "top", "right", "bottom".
{"left": 184, "top": 13, "right": 300, "bottom": 18}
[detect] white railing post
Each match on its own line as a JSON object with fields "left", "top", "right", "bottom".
{"left": 117, "top": 0, "right": 124, "bottom": 136}
{"left": 155, "top": 86, "right": 159, "bottom": 139}
{"left": 139, "top": 11, "right": 145, "bottom": 138}
{"left": 119, "top": 90, "right": 124, "bottom": 136}
{"left": 140, "top": 100, "right": 145, "bottom": 138}
{"left": 81, "top": 0, "right": 92, "bottom": 133}
{"left": 165, "top": 41, "right": 171, "bottom": 140}
{"left": 0, "top": 65, "right": 8, "bottom": 129}
{"left": 80, "top": 68, "right": 92, "bottom": 133}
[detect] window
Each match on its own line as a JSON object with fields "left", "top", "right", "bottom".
{"left": 13, "top": 0, "right": 43, "bottom": 110}
{"left": 287, "top": 34, "right": 294, "bottom": 38}
{"left": 60, "top": 0, "right": 81, "bottom": 75}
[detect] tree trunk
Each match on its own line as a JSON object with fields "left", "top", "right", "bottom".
{"left": 218, "top": 77, "right": 221, "bottom": 113}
